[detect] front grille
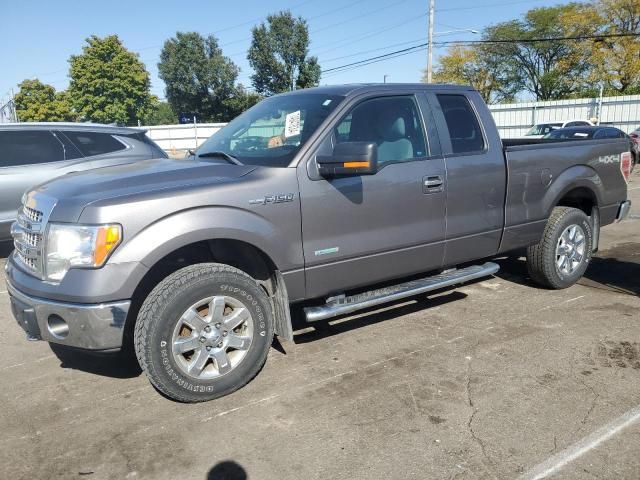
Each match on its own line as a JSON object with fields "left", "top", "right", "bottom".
{"left": 23, "top": 206, "right": 43, "bottom": 223}
{"left": 16, "top": 253, "right": 38, "bottom": 271}
{"left": 12, "top": 204, "right": 46, "bottom": 278}
{"left": 23, "top": 231, "right": 40, "bottom": 247}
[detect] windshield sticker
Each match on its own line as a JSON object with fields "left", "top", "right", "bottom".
{"left": 322, "top": 99, "right": 332, "bottom": 106}
{"left": 284, "top": 110, "right": 301, "bottom": 138}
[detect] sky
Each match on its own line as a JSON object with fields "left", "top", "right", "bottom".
{"left": 1, "top": 0, "right": 575, "bottom": 102}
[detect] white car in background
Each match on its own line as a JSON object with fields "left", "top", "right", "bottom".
{"left": 524, "top": 119, "right": 595, "bottom": 138}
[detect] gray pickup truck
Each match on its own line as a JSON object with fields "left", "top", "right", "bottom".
{"left": 6, "top": 84, "right": 632, "bottom": 402}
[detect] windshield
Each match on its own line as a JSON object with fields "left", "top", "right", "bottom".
{"left": 197, "top": 93, "right": 345, "bottom": 167}
{"left": 526, "top": 123, "right": 562, "bottom": 136}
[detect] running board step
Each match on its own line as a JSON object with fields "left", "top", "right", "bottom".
{"left": 304, "top": 262, "right": 500, "bottom": 323}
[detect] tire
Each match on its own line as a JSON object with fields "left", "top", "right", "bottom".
{"left": 526, "top": 207, "right": 593, "bottom": 289}
{"left": 134, "top": 263, "right": 274, "bottom": 403}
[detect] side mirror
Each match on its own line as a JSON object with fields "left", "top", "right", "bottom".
{"left": 317, "top": 142, "right": 378, "bottom": 177}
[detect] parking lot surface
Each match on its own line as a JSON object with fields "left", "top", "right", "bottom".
{"left": 1, "top": 173, "right": 639, "bottom": 480}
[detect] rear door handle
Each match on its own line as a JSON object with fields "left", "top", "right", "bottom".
{"left": 423, "top": 175, "right": 444, "bottom": 193}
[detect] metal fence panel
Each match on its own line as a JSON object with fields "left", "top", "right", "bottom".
{"left": 489, "top": 94, "right": 640, "bottom": 138}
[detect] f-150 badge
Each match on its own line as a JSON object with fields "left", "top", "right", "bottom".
{"left": 249, "top": 193, "right": 295, "bottom": 205}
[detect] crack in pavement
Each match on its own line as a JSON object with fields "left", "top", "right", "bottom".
{"left": 578, "top": 377, "right": 600, "bottom": 432}
{"left": 465, "top": 351, "right": 498, "bottom": 479}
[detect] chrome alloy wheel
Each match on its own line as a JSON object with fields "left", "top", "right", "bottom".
{"left": 171, "top": 296, "right": 253, "bottom": 380}
{"left": 555, "top": 224, "right": 586, "bottom": 276}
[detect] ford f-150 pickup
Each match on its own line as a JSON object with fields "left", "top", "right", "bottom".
{"left": 6, "top": 84, "right": 632, "bottom": 402}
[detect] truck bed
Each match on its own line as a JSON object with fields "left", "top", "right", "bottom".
{"left": 498, "top": 137, "right": 630, "bottom": 253}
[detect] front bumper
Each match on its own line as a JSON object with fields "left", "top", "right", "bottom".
{"left": 617, "top": 200, "right": 632, "bottom": 222}
{"left": 7, "top": 280, "right": 130, "bottom": 350}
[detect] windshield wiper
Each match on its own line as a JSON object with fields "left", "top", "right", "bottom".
{"left": 197, "top": 151, "right": 243, "bottom": 165}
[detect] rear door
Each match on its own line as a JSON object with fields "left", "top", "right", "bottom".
{"left": 428, "top": 91, "right": 506, "bottom": 265}
{"left": 298, "top": 91, "right": 447, "bottom": 299}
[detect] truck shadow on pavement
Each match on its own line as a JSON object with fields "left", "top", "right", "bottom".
{"left": 49, "top": 344, "right": 142, "bottom": 379}
{"left": 493, "top": 242, "right": 640, "bottom": 296}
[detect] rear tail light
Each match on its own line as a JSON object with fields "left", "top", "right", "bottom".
{"left": 621, "top": 152, "right": 632, "bottom": 183}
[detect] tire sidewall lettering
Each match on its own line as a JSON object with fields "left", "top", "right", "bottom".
{"left": 156, "top": 279, "right": 270, "bottom": 394}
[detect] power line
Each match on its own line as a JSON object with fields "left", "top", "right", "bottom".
{"left": 219, "top": 0, "right": 404, "bottom": 50}
{"left": 321, "top": 32, "right": 640, "bottom": 76}
{"left": 321, "top": 38, "right": 424, "bottom": 63}
{"left": 313, "top": 13, "right": 428, "bottom": 57}
{"left": 436, "top": 0, "right": 543, "bottom": 12}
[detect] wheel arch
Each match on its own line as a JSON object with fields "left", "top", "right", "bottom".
{"left": 544, "top": 165, "right": 604, "bottom": 218}
{"left": 116, "top": 209, "right": 297, "bottom": 349}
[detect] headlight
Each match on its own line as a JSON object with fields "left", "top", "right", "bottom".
{"left": 45, "top": 224, "right": 122, "bottom": 281}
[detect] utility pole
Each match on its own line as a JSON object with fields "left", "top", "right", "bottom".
{"left": 383, "top": 74, "right": 389, "bottom": 83}
{"left": 426, "top": 0, "right": 435, "bottom": 83}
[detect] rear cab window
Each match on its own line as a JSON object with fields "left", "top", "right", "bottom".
{"left": 61, "top": 131, "right": 127, "bottom": 157}
{"left": 436, "top": 94, "right": 486, "bottom": 154}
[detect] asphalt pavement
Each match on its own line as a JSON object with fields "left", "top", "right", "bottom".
{"left": 1, "top": 173, "right": 639, "bottom": 480}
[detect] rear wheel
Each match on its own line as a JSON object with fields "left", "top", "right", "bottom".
{"left": 526, "top": 207, "right": 593, "bottom": 289}
{"left": 134, "top": 263, "right": 273, "bottom": 403}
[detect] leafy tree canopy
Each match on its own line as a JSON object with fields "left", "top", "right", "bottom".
{"left": 68, "top": 35, "right": 153, "bottom": 125}
{"left": 430, "top": 44, "right": 518, "bottom": 103}
{"left": 158, "top": 32, "right": 241, "bottom": 122}
{"left": 144, "top": 100, "right": 177, "bottom": 125}
{"left": 14, "top": 79, "right": 76, "bottom": 122}
{"left": 248, "top": 11, "right": 321, "bottom": 96}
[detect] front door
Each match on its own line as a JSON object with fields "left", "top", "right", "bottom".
{"left": 298, "top": 94, "right": 447, "bottom": 299}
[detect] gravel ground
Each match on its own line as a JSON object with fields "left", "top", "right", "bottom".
{"left": 0, "top": 172, "right": 638, "bottom": 480}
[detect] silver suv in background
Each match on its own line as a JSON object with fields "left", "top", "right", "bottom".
{"left": 0, "top": 123, "right": 167, "bottom": 240}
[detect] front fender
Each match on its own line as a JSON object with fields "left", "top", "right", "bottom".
{"left": 110, "top": 206, "right": 303, "bottom": 273}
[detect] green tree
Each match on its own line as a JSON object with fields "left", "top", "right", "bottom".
{"left": 68, "top": 35, "right": 153, "bottom": 125}
{"left": 248, "top": 11, "right": 321, "bottom": 96}
{"left": 430, "top": 44, "right": 518, "bottom": 103}
{"left": 144, "top": 100, "right": 177, "bottom": 125}
{"left": 14, "top": 79, "right": 76, "bottom": 122}
{"left": 483, "top": 4, "right": 591, "bottom": 100}
{"left": 223, "top": 86, "right": 262, "bottom": 119}
{"left": 158, "top": 32, "right": 240, "bottom": 122}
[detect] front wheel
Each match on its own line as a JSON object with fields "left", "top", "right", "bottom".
{"left": 526, "top": 206, "right": 593, "bottom": 289}
{"left": 134, "top": 263, "right": 274, "bottom": 403}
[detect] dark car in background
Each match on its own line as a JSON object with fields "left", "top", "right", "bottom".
{"left": 0, "top": 123, "right": 167, "bottom": 240}
{"left": 544, "top": 125, "right": 638, "bottom": 169}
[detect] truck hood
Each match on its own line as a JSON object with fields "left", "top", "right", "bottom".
{"left": 33, "top": 157, "right": 257, "bottom": 222}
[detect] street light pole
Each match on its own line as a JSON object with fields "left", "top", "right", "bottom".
{"left": 427, "top": 0, "right": 435, "bottom": 83}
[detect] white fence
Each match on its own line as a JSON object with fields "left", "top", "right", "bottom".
{"left": 489, "top": 94, "right": 640, "bottom": 138}
{"left": 144, "top": 94, "right": 640, "bottom": 152}
{"left": 144, "top": 123, "right": 226, "bottom": 155}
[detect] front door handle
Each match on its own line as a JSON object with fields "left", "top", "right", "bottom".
{"left": 423, "top": 175, "right": 444, "bottom": 193}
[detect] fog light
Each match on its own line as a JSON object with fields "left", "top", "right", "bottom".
{"left": 47, "top": 314, "right": 69, "bottom": 339}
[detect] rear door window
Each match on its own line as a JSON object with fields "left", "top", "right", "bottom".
{"left": 0, "top": 130, "right": 67, "bottom": 167}
{"left": 62, "top": 131, "right": 127, "bottom": 157}
{"left": 436, "top": 94, "right": 485, "bottom": 154}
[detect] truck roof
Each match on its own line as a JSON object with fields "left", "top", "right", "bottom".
{"left": 279, "top": 83, "right": 475, "bottom": 97}
{"left": 0, "top": 122, "right": 146, "bottom": 134}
